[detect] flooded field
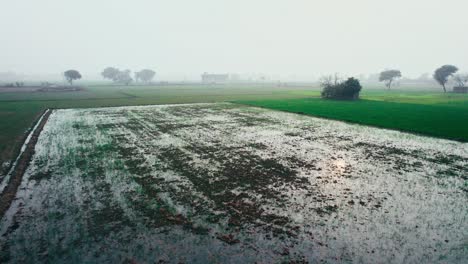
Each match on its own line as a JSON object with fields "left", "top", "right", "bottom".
{"left": 0, "top": 103, "right": 466, "bottom": 263}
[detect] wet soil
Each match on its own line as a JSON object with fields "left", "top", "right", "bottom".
{"left": 0, "top": 103, "right": 466, "bottom": 263}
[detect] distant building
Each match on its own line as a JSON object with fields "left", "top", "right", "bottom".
{"left": 201, "top": 73, "right": 229, "bottom": 84}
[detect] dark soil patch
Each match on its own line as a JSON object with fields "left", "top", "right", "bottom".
{"left": 0, "top": 109, "right": 52, "bottom": 218}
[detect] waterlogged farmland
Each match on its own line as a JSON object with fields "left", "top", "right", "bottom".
{"left": 1, "top": 103, "right": 467, "bottom": 262}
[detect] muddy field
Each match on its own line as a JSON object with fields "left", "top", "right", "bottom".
{"left": 0, "top": 103, "right": 466, "bottom": 263}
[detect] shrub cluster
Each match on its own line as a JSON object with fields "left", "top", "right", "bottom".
{"left": 3, "top": 82, "right": 24, "bottom": 88}
{"left": 321, "top": 77, "right": 362, "bottom": 100}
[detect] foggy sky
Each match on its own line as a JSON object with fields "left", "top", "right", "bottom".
{"left": 1, "top": 0, "right": 467, "bottom": 81}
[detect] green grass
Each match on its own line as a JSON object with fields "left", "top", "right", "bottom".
{"left": 361, "top": 90, "right": 468, "bottom": 106}
{"left": 235, "top": 93, "right": 468, "bottom": 142}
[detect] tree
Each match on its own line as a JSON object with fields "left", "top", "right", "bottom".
{"left": 319, "top": 73, "right": 342, "bottom": 88}
{"left": 453, "top": 73, "right": 468, "bottom": 87}
{"left": 321, "top": 76, "right": 362, "bottom": 100}
{"left": 379, "top": 69, "right": 402, "bottom": 89}
{"left": 341, "top": 77, "right": 362, "bottom": 98}
{"left": 101, "top": 67, "right": 133, "bottom": 85}
{"left": 135, "top": 69, "right": 156, "bottom": 84}
{"left": 433, "top": 65, "right": 458, "bottom": 92}
{"left": 115, "top": 69, "right": 133, "bottom": 85}
{"left": 101, "top": 67, "right": 120, "bottom": 81}
{"left": 64, "top": 70, "right": 82, "bottom": 85}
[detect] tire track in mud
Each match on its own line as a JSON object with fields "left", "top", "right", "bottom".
{"left": 0, "top": 109, "right": 52, "bottom": 218}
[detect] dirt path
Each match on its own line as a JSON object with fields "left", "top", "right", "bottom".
{"left": 0, "top": 109, "right": 52, "bottom": 218}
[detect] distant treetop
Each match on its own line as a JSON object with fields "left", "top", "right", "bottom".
{"left": 135, "top": 69, "right": 156, "bottom": 84}
{"left": 433, "top": 65, "right": 458, "bottom": 93}
{"left": 320, "top": 75, "right": 362, "bottom": 100}
{"left": 101, "top": 67, "right": 120, "bottom": 81}
{"left": 101, "top": 67, "right": 133, "bottom": 85}
{"left": 379, "top": 70, "right": 402, "bottom": 89}
{"left": 64, "top": 70, "right": 82, "bottom": 85}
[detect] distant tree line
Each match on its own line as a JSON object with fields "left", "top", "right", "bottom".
{"left": 60, "top": 68, "right": 157, "bottom": 86}
{"left": 101, "top": 67, "right": 156, "bottom": 85}
{"left": 101, "top": 67, "right": 133, "bottom": 85}
{"left": 2, "top": 82, "right": 24, "bottom": 88}
{"left": 59, "top": 65, "right": 466, "bottom": 93}
{"left": 319, "top": 63, "right": 468, "bottom": 100}
{"left": 377, "top": 65, "right": 467, "bottom": 93}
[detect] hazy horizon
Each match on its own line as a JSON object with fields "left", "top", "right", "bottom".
{"left": 1, "top": 0, "right": 467, "bottom": 81}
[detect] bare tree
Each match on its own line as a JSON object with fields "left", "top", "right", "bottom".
{"left": 319, "top": 73, "right": 342, "bottom": 87}
{"left": 453, "top": 73, "right": 468, "bottom": 87}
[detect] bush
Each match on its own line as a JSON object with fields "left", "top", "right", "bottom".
{"left": 321, "top": 77, "right": 362, "bottom": 100}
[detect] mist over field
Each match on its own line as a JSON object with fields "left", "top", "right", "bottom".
{"left": 1, "top": 1, "right": 467, "bottom": 263}
{"left": 1, "top": 0, "right": 468, "bottom": 81}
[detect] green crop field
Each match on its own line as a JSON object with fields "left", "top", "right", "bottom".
{"left": 236, "top": 91, "right": 468, "bottom": 142}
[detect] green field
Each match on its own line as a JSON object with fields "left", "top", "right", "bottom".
{"left": 1, "top": 84, "right": 467, "bottom": 174}
{"left": 237, "top": 91, "right": 468, "bottom": 142}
